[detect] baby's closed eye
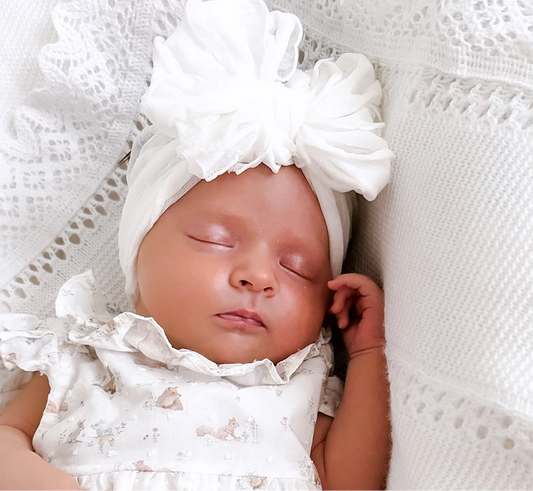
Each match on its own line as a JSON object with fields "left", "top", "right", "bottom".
{"left": 188, "top": 234, "right": 234, "bottom": 249}
{"left": 186, "top": 224, "right": 235, "bottom": 248}
{"left": 280, "top": 254, "right": 316, "bottom": 281}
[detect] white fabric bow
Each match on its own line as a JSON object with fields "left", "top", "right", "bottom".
{"left": 139, "top": 0, "right": 391, "bottom": 198}
{"left": 119, "top": 0, "right": 393, "bottom": 298}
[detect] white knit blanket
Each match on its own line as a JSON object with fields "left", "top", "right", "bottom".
{"left": 0, "top": 0, "right": 532, "bottom": 489}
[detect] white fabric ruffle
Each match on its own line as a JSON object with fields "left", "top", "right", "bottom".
{"left": 75, "top": 470, "right": 321, "bottom": 491}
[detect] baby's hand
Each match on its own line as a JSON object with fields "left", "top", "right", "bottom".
{"left": 328, "top": 273, "right": 385, "bottom": 358}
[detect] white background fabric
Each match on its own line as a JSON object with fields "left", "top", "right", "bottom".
{"left": 0, "top": 0, "right": 532, "bottom": 489}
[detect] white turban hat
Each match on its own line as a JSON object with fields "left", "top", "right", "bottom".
{"left": 119, "top": 0, "right": 393, "bottom": 300}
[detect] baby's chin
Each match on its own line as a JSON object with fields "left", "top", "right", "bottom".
{"left": 187, "top": 337, "right": 320, "bottom": 366}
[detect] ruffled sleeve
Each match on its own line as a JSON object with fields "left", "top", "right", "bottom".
{"left": 0, "top": 271, "right": 102, "bottom": 379}
{"left": 0, "top": 313, "right": 71, "bottom": 380}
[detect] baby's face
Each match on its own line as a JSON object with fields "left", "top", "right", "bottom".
{"left": 135, "top": 165, "right": 332, "bottom": 364}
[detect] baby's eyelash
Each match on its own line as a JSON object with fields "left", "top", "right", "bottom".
{"left": 280, "top": 262, "right": 309, "bottom": 280}
{"left": 188, "top": 235, "right": 233, "bottom": 248}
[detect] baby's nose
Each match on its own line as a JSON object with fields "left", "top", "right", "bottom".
{"left": 230, "top": 254, "right": 278, "bottom": 294}
{"left": 238, "top": 275, "right": 274, "bottom": 293}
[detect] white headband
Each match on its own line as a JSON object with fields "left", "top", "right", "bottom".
{"left": 119, "top": 0, "right": 393, "bottom": 300}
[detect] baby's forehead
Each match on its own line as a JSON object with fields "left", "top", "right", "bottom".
{"left": 172, "top": 165, "right": 327, "bottom": 229}
{"left": 167, "top": 166, "right": 327, "bottom": 237}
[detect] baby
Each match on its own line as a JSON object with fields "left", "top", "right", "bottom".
{"left": 0, "top": 0, "right": 393, "bottom": 489}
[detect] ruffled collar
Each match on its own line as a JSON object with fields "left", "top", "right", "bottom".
{"left": 55, "top": 271, "right": 332, "bottom": 386}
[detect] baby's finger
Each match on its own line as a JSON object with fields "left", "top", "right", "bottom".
{"left": 335, "top": 296, "right": 354, "bottom": 329}
{"left": 329, "top": 285, "right": 355, "bottom": 314}
{"left": 328, "top": 273, "right": 381, "bottom": 298}
{"left": 329, "top": 286, "right": 356, "bottom": 329}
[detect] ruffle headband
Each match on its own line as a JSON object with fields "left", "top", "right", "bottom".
{"left": 119, "top": 0, "right": 393, "bottom": 299}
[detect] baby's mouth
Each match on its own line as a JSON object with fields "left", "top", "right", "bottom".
{"left": 217, "top": 310, "right": 265, "bottom": 328}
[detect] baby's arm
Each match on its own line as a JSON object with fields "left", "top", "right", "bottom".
{"left": 311, "top": 274, "right": 390, "bottom": 490}
{"left": 0, "top": 373, "right": 80, "bottom": 490}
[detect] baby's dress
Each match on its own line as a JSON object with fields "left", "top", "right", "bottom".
{"left": 0, "top": 272, "right": 342, "bottom": 491}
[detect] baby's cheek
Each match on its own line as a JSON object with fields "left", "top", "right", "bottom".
{"left": 313, "top": 282, "right": 332, "bottom": 316}
{"left": 301, "top": 292, "right": 328, "bottom": 331}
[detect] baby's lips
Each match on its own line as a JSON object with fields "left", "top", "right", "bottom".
{"left": 217, "top": 309, "right": 265, "bottom": 327}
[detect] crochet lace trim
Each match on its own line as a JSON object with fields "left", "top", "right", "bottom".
{"left": 0, "top": 0, "right": 181, "bottom": 316}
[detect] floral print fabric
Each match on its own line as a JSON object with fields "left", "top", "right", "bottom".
{"left": 0, "top": 271, "right": 342, "bottom": 490}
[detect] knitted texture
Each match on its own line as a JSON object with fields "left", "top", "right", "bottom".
{"left": 0, "top": 0, "right": 158, "bottom": 318}
{"left": 0, "top": 0, "right": 532, "bottom": 489}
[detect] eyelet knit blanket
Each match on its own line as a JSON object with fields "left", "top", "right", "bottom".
{"left": 0, "top": 0, "right": 532, "bottom": 488}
